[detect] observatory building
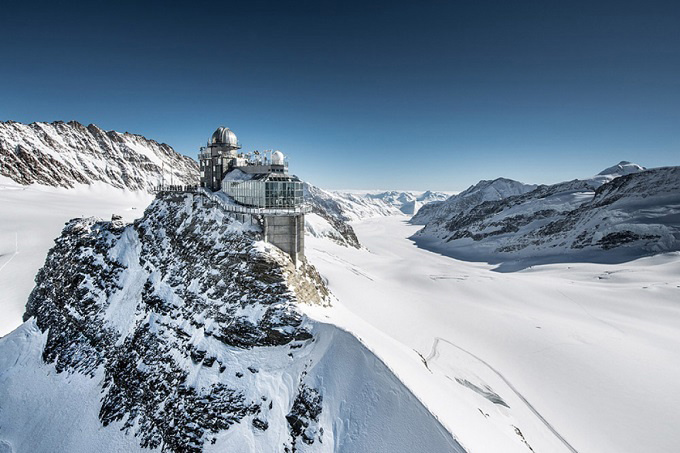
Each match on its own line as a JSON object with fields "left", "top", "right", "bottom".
{"left": 198, "top": 126, "right": 308, "bottom": 264}
{"left": 199, "top": 126, "right": 242, "bottom": 191}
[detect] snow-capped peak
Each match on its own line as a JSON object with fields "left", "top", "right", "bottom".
{"left": 411, "top": 177, "right": 537, "bottom": 225}
{"left": 458, "top": 177, "right": 537, "bottom": 201}
{"left": 597, "top": 161, "right": 646, "bottom": 176}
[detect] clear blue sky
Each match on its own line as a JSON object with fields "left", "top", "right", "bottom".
{"left": 1, "top": 0, "right": 678, "bottom": 191}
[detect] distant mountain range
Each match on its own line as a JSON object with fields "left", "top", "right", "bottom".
{"left": 412, "top": 162, "right": 680, "bottom": 267}
{"left": 5, "top": 120, "right": 673, "bottom": 268}
{"left": 0, "top": 120, "right": 198, "bottom": 191}
{"left": 0, "top": 120, "right": 448, "bottom": 251}
{"left": 304, "top": 184, "right": 449, "bottom": 247}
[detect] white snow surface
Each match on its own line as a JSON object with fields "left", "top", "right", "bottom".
{"left": 0, "top": 177, "right": 153, "bottom": 336}
{"left": 304, "top": 216, "right": 680, "bottom": 453}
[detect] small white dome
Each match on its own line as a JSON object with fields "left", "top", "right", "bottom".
{"left": 211, "top": 126, "right": 238, "bottom": 146}
{"left": 272, "top": 150, "right": 285, "bottom": 165}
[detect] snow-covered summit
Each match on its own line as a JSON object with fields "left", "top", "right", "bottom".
{"left": 412, "top": 177, "right": 537, "bottom": 225}
{"left": 585, "top": 160, "right": 647, "bottom": 188}
{"left": 0, "top": 120, "right": 198, "bottom": 191}
{"left": 597, "top": 160, "right": 646, "bottom": 176}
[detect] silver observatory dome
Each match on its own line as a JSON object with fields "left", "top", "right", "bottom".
{"left": 211, "top": 126, "right": 239, "bottom": 146}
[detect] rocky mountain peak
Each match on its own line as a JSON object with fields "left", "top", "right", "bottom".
{"left": 413, "top": 165, "right": 680, "bottom": 267}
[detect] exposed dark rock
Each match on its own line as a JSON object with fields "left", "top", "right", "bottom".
{"left": 304, "top": 183, "right": 361, "bottom": 248}
{"left": 597, "top": 231, "right": 660, "bottom": 250}
{"left": 252, "top": 418, "right": 269, "bottom": 431}
{"left": 286, "top": 383, "right": 323, "bottom": 448}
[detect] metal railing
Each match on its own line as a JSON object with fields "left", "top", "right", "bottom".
{"left": 151, "top": 184, "right": 199, "bottom": 194}
{"left": 199, "top": 188, "right": 310, "bottom": 216}
{"left": 197, "top": 150, "right": 288, "bottom": 168}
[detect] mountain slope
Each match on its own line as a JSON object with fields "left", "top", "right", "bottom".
{"left": 303, "top": 184, "right": 448, "bottom": 248}
{"left": 304, "top": 184, "right": 362, "bottom": 248}
{"left": 0, "top": 179, "right": 154, "bottom": 336}
{"left": 0, "top": 192, "right": 464, "bottom": 453}
{"left": 412, "top": 178, "right": 537, "bottom": 226}
{"left": 413, "top": 164, "right": 680, "bottom": 267}
{"left": 0, "top": 121, "right": 198, "bottom": 191}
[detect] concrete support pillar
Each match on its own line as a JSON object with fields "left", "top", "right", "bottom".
{"left": 263, "top": 214, "right": 305, "bottom": 265}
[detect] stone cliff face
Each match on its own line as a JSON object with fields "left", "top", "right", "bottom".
{"left": 304, "top": 183, "right": 362, "bottom": 248}
{"left": 0, "top": 120, "right": 198, "bottom": 191}
{"left": 1, "top": 192, "right": 462, "bottom": 453}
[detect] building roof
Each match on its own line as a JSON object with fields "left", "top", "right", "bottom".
{"left": 211, "top": 126, "right": 239, "bottom": 147}
{"left": 223, "top": 168, "right": 300, "bottom": 183}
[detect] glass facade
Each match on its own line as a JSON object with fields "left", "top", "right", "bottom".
{"left": 222, "top": 179, "right": 303, "bottom": 208}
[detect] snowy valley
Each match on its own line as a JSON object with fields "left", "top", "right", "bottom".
{"left": 303, "top": 183, "right": 449, "bottom": 248}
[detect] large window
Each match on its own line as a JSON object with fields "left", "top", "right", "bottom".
{"left": 264, "top": 181, "right": 302, "bottom": 208}
{"left": 223, "top": 180, "right": 302, "bottom": 208}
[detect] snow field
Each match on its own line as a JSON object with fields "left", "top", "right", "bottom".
{"left": 0, "top": 178, "right": 153, "bottom": 336}
{"left": 304, "top": 216, "right": 680, "bottom": 453}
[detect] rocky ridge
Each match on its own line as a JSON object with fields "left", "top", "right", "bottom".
{"left": 0, "top": 120, "right": 198, "bottom": 191}
{"left": 412, "top": 178, "right": 537, "bottom": 226}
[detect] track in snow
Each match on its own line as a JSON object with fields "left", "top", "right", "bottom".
{"left": 424, "top": 336, "right": 579, "bottom": 453}
{"left": 0, "top": 233, "right": 19, "bottom": 275}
